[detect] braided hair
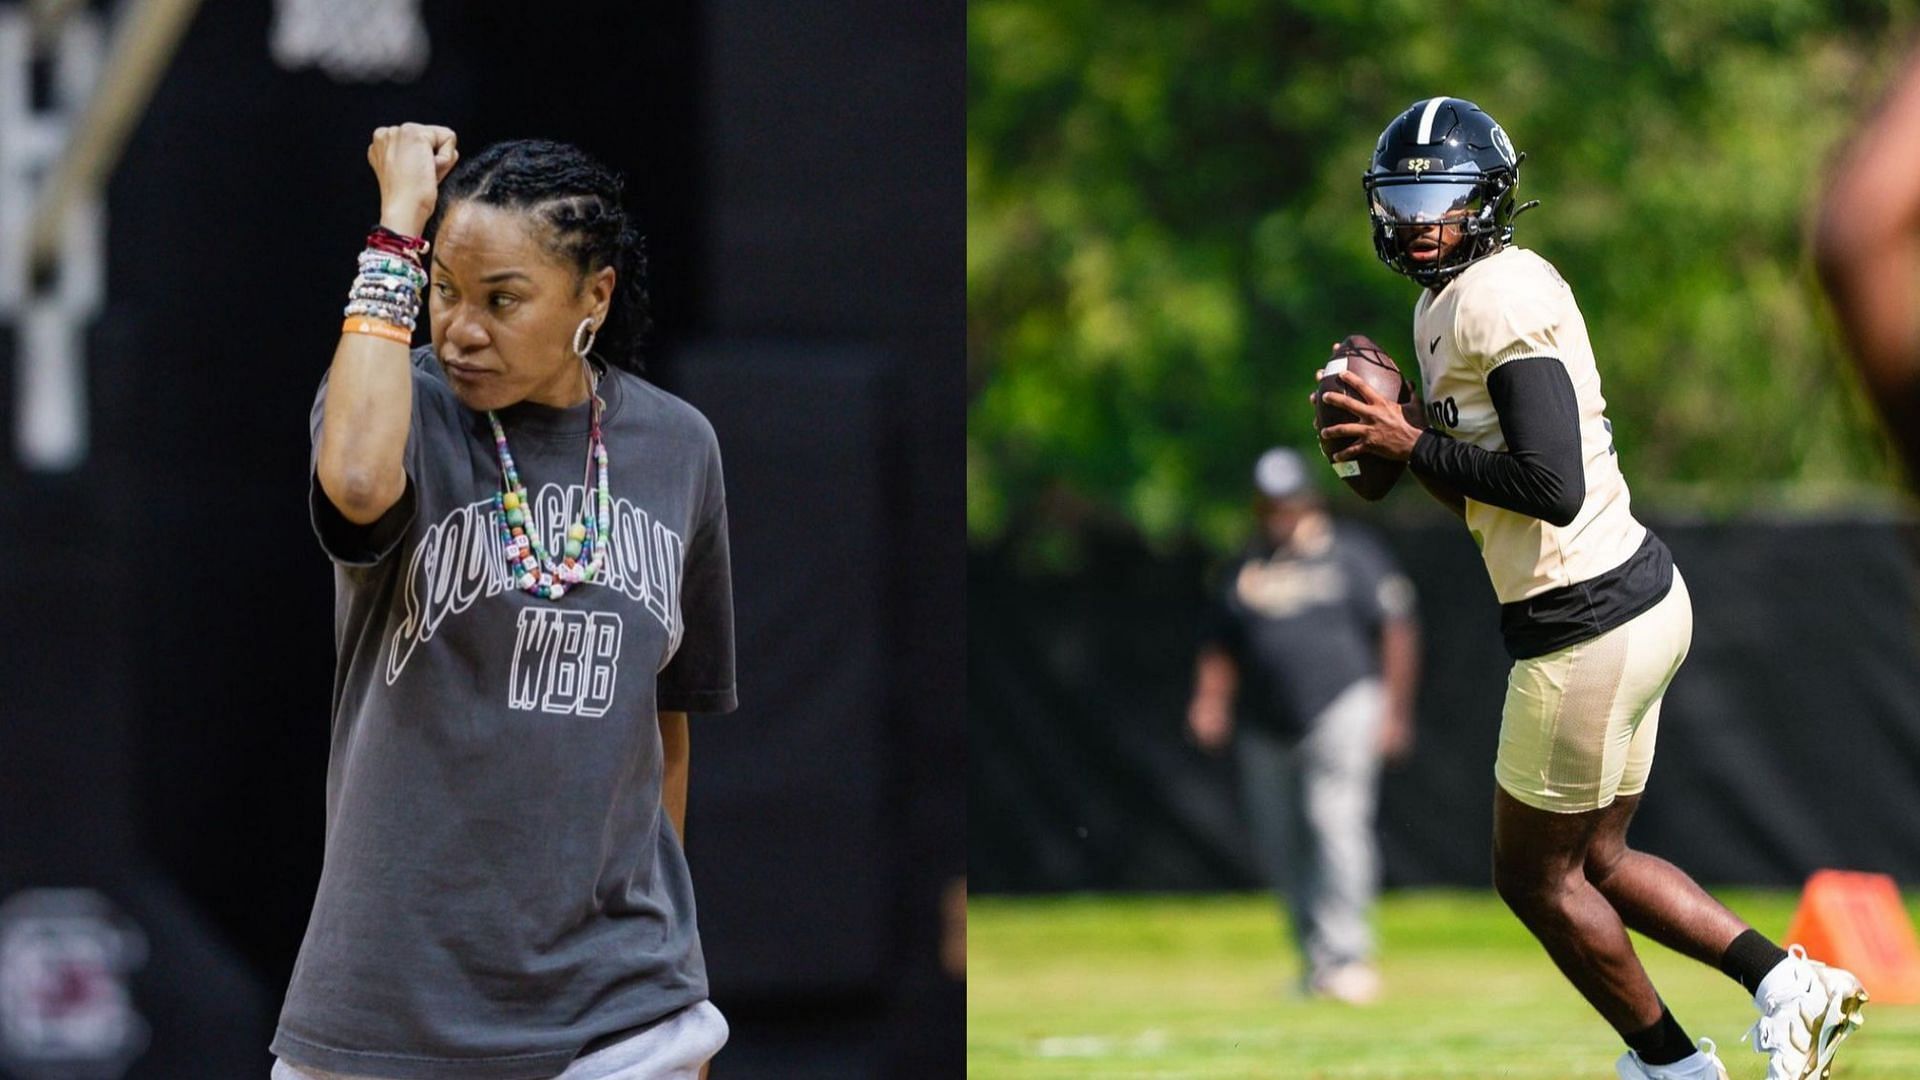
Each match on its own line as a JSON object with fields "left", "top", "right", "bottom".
{"left": 431, "top": 139, "right": 652, "bottom": 375}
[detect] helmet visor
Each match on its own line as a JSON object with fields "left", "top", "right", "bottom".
{"left": 1369, "top": 179, "right": 1485, "bottom": 225}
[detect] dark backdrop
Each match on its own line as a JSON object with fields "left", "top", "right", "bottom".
{"left": 971, "top": 517, "right": 1920, "bottom": 893}
{"left": 0, "top": 2, "right": 961, "bottom": 1078}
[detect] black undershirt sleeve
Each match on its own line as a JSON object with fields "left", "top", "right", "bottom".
{"left": 1408, "top": 356, "right": 1586, "bottom": 527}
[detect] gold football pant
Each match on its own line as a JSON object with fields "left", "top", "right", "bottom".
{"left": 1494, "top": 569, "right": 1693, "bottom": 813}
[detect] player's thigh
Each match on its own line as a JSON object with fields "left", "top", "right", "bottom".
{"left": 1614, "top": 697, "right": 1662, "bottom": 800}
{"left": 1494, "top": 628, "right": 1631, "bottom": 813}
{"left": 1583, "top": 792, "right": 1642, "bottom": 881}
{"left": 1492, "top": 785, "right": 1604, "bottom": 886}
{"left": 1496, "top": 571, "right": 1694, "bottom": 813}
{"left": 1614, "top": 570, "right": 1694, "bottom": 797}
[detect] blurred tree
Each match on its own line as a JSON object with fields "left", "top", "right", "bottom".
{"left": 969, "top": 0, "right": 1914, "bottom": 566}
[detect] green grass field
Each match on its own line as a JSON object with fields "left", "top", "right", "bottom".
{"left": 969, "top": 891, "right": 1920, "bottom": 1078}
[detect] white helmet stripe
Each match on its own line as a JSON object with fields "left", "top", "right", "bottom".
{"left": 1415, "top": 96, "right": 1447, "bottom": 143}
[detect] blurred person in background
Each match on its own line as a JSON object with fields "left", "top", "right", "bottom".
{"left": 279, "top": 124, "right": 734, "bottom": 1080}
{"left": 1816, "top": 41, "right": 1920, "bottom": 483}
{"left": 1322, "top": 96, "right": 1866, "bottom": 1080}
{"left": 1185, "top": 446, "right": 1419, "bottom": 1004}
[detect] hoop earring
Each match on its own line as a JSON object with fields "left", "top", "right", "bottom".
{"left": 572, "top": 317, "right": 598, "bottom": 359}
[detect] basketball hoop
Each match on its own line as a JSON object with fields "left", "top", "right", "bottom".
{"left": 270, "top": 0, "right": 429, "bottom": 84}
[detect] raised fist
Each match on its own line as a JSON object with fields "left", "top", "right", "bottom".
{"left": 367, "top": 123, "right": 458, "bottom": 237}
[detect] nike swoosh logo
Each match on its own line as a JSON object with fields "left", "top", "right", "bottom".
{"left": 1429, "top": 336, "right": 1442, "bottom": 354}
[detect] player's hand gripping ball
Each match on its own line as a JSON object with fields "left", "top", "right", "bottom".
{"left": 1313, "top": 335, "right": 1420, "bottom": 501}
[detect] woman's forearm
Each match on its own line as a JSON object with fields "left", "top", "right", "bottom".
{"left": 318, "top": 129, "right": 450, "bottom": 525}
{"left": 316, "top": 331, "right": 414, "bottom": 524}
{"left": 659, "top": 711, "right": 690, "bottom": 839}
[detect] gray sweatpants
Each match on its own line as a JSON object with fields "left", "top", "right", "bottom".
{"left": 1234, "top": 677, "right": 1384, "bottom": 980}
{"left": 270, "top": 1000, "right": 728, "bottom": 1080}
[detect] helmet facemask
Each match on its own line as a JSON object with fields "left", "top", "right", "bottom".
{"left": 1363, "top": 169, "right": 1515, "bottom": 288}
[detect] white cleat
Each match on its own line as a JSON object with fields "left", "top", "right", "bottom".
{"left": 1745, "top": 945, "right": 1869, "bottom": 1080}
{"left": 1616, "top": 1037, "right": 1731, "bottom": 1080}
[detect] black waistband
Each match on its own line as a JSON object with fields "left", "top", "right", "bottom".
{"left": 1499, "top": 530, "right": 1674, "bottom": 660}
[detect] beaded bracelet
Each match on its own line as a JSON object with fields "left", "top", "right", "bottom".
{"left": 357, "top": 270, "right": 426, "bottom": 295}
{"left": 344, "top": 292, "right": 417, "bottom": 322}
{"left": 342, "top": 315, "right": 412, "bottom": 344}
{"left": 354, "top": 261, "right": 427, "bottom": 288}
{"left": 368, "top": 225, "right": 429, "bottom": 261}
{"left": 344, "top": 235, "right": 424, "bottom": 328}
{"left": 345, "top": 279, "right": 419, "bottom": 305}
{"left": 359, "top": 241, "right": 424, "bottom": 262}
{"left": 349, "top": 283, "right": 421, "bottom": 306}
{"left": 344, "top": 295, "right": 415, "bottom": 316}
{"left": 351, "top": 271, "right": 416, "bottom": 290}
{"left": 356, "top": 251, "right": 427, "bottom": 278}
{"left": 344, "top": 300, "right": 417, "bottom": 330}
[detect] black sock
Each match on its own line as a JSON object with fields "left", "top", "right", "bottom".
{"left": 1624, "top": 1005, "right": 1695, "bottom": 1066}
{"left": 1720, "top": 928, "right": 1790, "bottom": 995}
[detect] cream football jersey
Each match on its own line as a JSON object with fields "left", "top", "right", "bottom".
{"left": 1412, "top": 246, "right": 1645, "bottom": 604}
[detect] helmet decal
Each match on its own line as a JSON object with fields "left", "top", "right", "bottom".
{"left": 1415, "top": 96, "right": 1449, "bottom": 143}
{"left": 1490, "top": 123, "right": 1516, "bottom": 166}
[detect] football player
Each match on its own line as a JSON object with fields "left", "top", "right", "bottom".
{"left": 1316, "top": 97, "right": 1866, "bottom": 1080}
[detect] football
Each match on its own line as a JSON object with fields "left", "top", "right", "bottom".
{"left": 1314, "top": 334, "right": 1415, "bottom": 501}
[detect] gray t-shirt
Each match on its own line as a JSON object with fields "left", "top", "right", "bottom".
{"left": 274, "top": 348, "right": 736, "bottom": 1080}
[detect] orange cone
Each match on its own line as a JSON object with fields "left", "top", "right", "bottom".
{"left": 1782, "top": 869, "right": 1920, "bottom": 1004}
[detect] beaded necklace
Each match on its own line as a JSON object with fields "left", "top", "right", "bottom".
{"left": 488, "top": 368, "right": 612, "bottom": 601}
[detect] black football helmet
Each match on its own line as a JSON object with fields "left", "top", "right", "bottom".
{"left": 1363, "top": 97, "right": 1532, "bottom": 288}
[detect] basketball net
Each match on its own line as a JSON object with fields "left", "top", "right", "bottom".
{"left": 270, "top": 0, "right": 428, "bottom": 84}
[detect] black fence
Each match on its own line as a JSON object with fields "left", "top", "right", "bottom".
{"left": 971, "top": 516, "right": 1920, "bottom": 893}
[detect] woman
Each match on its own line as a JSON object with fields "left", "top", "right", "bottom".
{"left": 1317, "top": 98, "right": 1864, "bottom": 1080}
{"left": 272, "top": 123, "right": 735, "bottom": 1080}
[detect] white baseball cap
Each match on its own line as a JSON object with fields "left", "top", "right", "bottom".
{"left": 1254, "top": 447, "right": 1310, "bottom": 499}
